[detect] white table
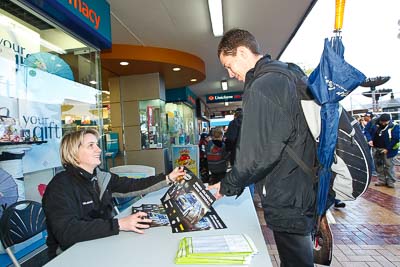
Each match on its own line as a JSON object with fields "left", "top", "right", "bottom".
{"left": 44, "top": 187, "right": 272, "bottom": 267}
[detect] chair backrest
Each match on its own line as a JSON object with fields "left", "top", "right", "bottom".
{"left": 0, "top": 200, "right": 46, "bottom": 249}
{"left": 105, "top": 132, "right": 119, "bottom": 153}
{"left": 109, "top": 165, "right": 156, "bottom": 177}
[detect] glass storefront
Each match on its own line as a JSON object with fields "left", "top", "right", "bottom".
{"left": 0, "top": 1, "right": 110, "bottom": 264}
{"left": 0, "top": 3, "right": 103, "bottom": 196}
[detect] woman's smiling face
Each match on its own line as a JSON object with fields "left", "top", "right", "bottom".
{"left": 77, "top": 133, "right": 101, "bottom": 173}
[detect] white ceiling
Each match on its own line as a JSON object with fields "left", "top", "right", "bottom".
{"left": 108, "top": 0, "right": 317, "bottom": 112}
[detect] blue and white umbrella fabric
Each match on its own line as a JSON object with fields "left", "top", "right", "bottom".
{"left": 0, "top": 168, "right": 18, "bottom": 218}
{"left": 24, "top": 52, "right": 74, "bottom": 81}
{"left": 308, "top": 36, "right": 366, "bottom": 216}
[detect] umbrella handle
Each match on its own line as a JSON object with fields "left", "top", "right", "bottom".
{"left": 334, "top": 0, "right": 346, "bottom": 32}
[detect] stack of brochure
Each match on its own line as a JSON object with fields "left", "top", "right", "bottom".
{"left": 175, "top": 234, "right": 258, "bottom": 265}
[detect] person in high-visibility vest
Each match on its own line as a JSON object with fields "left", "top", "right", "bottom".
{"left": 369, "top": 113, "right": 399, "bottom": 188}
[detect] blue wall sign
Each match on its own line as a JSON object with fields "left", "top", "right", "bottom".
{"left": 166, "top": 87, "right": 197, "bottom": 108}
{"left": 16, "top": 0, "right": 111, "bottom": 49}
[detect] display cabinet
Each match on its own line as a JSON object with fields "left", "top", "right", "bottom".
{"left": 139, "top": 99, "right": 167, "bottom": 149}
{"left": 165, "top": 103, "right": 195, "bottom": 147}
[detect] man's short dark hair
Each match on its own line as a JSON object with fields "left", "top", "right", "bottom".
{"left": 364, "top": 111, "right": 373, "bottom": 118}
{"left": 234, "top": 108, "right": 243, "bottom": 118}
{"left": 217, "top": 28, "right": 261, "bottom": 57}
{"left": 379, "top": 113, "right": 391, "bottom": 122}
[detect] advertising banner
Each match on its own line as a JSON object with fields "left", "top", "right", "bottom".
{"left": 0, "top": 96, "right": 61, "bottom": 173}
{"left": 18, "top": 99, "right": 62, "bottom": 173}
{"left": 0, "top": 13, "right": 41, "bottom": 67}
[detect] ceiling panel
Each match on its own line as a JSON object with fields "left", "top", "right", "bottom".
{"left": 107, "top": 0, "right": 317, "bottom": 112}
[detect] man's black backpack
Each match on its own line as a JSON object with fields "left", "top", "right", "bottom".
{"left": 263, "top": 61, "right": 373, "bottom": 203}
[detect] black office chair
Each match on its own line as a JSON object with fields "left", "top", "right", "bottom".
{"left": 0, "top": 200, "right": 47, "bottom": 267}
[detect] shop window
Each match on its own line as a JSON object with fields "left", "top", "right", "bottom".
{"left": 0, "top": 6, "right": 104, "bottom": 174}
{"left": 139, "top": 99, "right": 167, "bottom": 149}
{"left": 166, "top": 103, "right": 195, "bottom": 148}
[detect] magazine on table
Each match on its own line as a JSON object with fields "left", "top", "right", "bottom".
{"left": 131, "top": 203, "right": 227, "bottom": 232}
{"left": 131, "top": 204, "right": 169, "bottom": 227}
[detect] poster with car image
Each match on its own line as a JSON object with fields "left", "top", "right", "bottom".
{"left": 131, "top": 204, "right": 169, "bottom": 227}
{"left": 161, "top": 167, "right": 226, "bottom": 233}
{"left": 131, "top": 202, "right": 226, "bottom": 232}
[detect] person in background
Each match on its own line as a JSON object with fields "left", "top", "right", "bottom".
{"left": 206, "top": 127, "right": 229, "bottom": 185}
{"left": 363, "top": 111, "right": 374, "bottom": 136}
{"left": 224, "top": 107, "right": 256, "bottom": 198}
{"left": 198, "top": 132, "right": 210, "bottom": 183}
{"left": 209, "top": 28, "right": 316, "bottom": 267}
{"left": 358, "top": 116, "right": 366, "bottom": 132}
{"left": 42, "top": 128, "right": 185, "bottom": 259}
{"left": 368, "top": 113, "right": 399, "bottom": 188}
{"left": 225, "top": 108, "right": 243, "bottom": 166}
{"left": 363, "top": 111, "right": 379, "bottom": 177}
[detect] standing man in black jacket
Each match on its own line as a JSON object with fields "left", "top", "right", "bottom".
{"left": 209, "top": 29, "right": 316, "bottom": 267}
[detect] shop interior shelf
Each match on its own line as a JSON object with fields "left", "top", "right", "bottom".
{"left": 0, "top": 141, "right": 47, "bottom": 146}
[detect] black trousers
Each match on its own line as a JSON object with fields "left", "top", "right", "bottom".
{"left": 273, "top": 231, "right": 314, "bottom": 267}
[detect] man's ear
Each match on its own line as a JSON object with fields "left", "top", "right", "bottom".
{"left": 236, "top": 46, "right": 249, "bottom": 59}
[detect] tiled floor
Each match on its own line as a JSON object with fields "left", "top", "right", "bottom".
{"left": 256, "top": 173, "right": 400, "bottom": 267}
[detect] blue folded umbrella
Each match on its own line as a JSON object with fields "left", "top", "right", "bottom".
{"left": 308, "top": 36, "right": 366, "bottom": 215}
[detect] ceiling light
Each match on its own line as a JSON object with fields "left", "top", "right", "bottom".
{"left": 172, "top": 67, "right": 181, "bottom": 72}
{"left": 221, "top": 80, "right": 228, "bottom": 91}
{"left": 224, "top": 102, "right": 229, "bottom": 106}
{"left": 120, "top": 61, "right": 129, "bottom": 66}
{"left": 208, "top": 0, "right": 223, "bottom": 37}
{"left": 89, "top": 80, "right": 97, "bottom": 85}
{"left": 190, "top": 78, "right": 197, "bottom": 82}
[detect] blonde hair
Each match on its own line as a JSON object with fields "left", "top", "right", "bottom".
{"left": 212, "top": 128, "right": 223, "bottom": 139}
{"left": 60, "top": 128, "right": 100, "bottom": 167}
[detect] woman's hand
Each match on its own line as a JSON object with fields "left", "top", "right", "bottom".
{"left": 118, "top": 211, "right": 152, "bottom": 233}
{"left": 166, "top": 167, "right": 186, "bottom": 183}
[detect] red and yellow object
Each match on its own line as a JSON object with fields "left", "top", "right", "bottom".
{"left": 334, "top": 0, "right": 346, "bottom": 31}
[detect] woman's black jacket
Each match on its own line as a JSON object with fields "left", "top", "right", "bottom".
{"left": 42, "top": 165, "right": 167, "bottom": 258}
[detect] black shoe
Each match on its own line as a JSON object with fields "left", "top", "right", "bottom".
{"left": 375, "top": 181, "right": 386, "bottom": 186}
{"left": 334, "top": 201, "right": 346, "bottom": 208}
{"left": 387, "top": 183, "right": 395, "bottom": 188}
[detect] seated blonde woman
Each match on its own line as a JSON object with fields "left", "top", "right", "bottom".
{"left": 42, "top": 128, "right": 184, "bottom": 259}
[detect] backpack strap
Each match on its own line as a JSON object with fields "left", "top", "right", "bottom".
{"left": 285, "top": 145, "right": 317, "bottom": 182}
